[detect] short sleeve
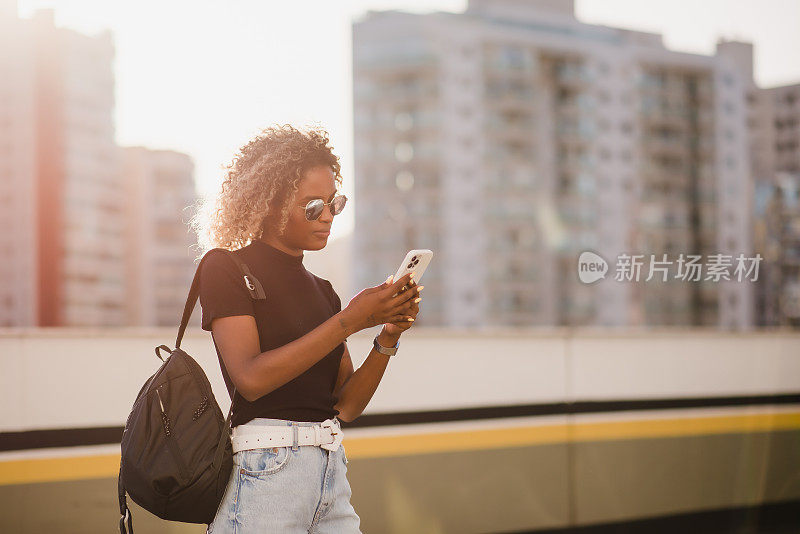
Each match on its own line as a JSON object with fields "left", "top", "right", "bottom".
{"left": 321, "top": 279, "right": 347, "bottom": 343}
{"left": 320, "top": 278, "right": 342, "bottom": 313}
{"left": 199, "top": 250, "right": 256, "bottom": 331}
{"left": 329, "top": 282, "right": 342, "bottom": 313}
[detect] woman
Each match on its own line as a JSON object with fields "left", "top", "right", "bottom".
{"left": 190, "top": 124, "right": 422, "bottom": 533}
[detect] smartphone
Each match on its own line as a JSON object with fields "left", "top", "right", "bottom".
{"left": 391, "top": 249, "right": 433, "bottom": 297}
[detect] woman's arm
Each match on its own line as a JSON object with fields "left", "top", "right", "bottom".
{"left": 212, "top": 272, "right": 416, "bottom": 402}
{"left": 332, "top": 326, "right": 399, "bottom": 422}
{"left": 333, "top": 280, "right": 421, "bottom": 422}
{"left": 211, "top": 309, "right": 358, "bottom": 402}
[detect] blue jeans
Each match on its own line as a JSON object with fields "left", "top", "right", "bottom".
{"left": 207, "top": 418, "right": 362, "bottom": 534}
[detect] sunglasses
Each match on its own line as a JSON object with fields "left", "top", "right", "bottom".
{"left": 300, "top": 194, "right": 347, "bottom": 221}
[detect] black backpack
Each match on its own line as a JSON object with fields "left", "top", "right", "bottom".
{"left": 118, "top": 248, "right": 266, "bottom": 533}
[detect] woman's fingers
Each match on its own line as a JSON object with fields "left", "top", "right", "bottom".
{"left": 387, "top": 305, "right": 419, "bottom": 329}
{"left": 386, "top": 273, "right": 414, "bottom": 298}
{"left": 393, "top": 303, "right": 419, "bottom": 319}
{"left": 391, "top": 282, "right": 422, "bottom": 306}
{"left": 388, "top": 295, "right": 420, "bottom": 317}
{"left": 384, "top": 276, "right": 422, "bottom": 325}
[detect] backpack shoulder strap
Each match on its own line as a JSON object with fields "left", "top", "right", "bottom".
{"left": 175, "top": 247, "right": 266, "bottom": 349}
{"left": 118, "top": 459, "right": 133, "bottom": 534}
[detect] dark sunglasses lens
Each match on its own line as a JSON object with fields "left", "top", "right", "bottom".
{"left": 332, "top": 195, "right": 346, "bottom": 215}
{"left": 305, "top": 199, "right": 323, "bottom": 220}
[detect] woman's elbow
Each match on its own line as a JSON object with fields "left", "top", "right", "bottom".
{"left": 232, "top": 374, "right": 263, "bottom": 403}
{"left": 335, "top": 407, "right": 360, "bottom": 423}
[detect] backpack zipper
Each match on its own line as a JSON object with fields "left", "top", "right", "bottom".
{"left": 176, "top": 352, "right": 214, "bottom": 422}
{"left": 155, "top": 386, "right": 191, "bottom": 483}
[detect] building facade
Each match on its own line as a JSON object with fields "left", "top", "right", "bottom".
{"left": 0, "top": 4, "right": 36, "bottom": 327}
{"left": 353, "top": 0, "right": 754, "bottom": 329}
{"left": 0, "top": 5, "right": 199, "bottom": 328}
{"left": 121, "top": 147, "right": 199, "bottom": 327}
{"left": 0, "top": 8, "right": 124, "bottom": 327}
{"left": 751, "top": 83, "right": 800, "bottom": 327}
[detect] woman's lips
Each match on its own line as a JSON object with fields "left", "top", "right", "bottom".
{"left": 313, "top": 230, "right": 330, "bottom": 237}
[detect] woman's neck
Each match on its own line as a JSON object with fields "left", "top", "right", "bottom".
{"left": 258, "top": 236, "right": 303, "bottom": 257}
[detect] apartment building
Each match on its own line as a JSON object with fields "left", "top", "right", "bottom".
{"left": 352, "top": 0, "right": 753, "bottom": 329}
{"left": 751, "top": 83, "right": 800, "bottom": 326}
{"left": 0, "top": 8, "right": 124, "bottom": 327}
{"left": 120, "top": 147, "right": 199, "bottom": 327}
{"left": 0, "top": 5, "right": 199, "bottom": 328}
{"left": 0, "top": 4, "right": 36, "bottom": 326}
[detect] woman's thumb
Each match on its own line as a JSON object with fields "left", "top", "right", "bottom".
{"left": 384, "top": 274, "right": 394, "bottom": 286}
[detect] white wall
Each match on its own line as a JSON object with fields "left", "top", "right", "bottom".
{"left": 1, "top": 327, "right": 799, "bottom": 433}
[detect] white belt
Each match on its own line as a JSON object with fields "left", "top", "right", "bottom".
{"left": 231, "top": 417, "right": 343, "bottom": 454}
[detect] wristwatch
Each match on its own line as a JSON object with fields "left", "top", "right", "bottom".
{"left": 373, "top": 333, "right": 399, "bottom": 356}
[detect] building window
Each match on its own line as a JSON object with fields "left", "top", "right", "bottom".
{"left": 722, "top": 72, "right": 735, "bottom": 87}
{"left": 395, "top": 142, "right": 413, "bottom": 162}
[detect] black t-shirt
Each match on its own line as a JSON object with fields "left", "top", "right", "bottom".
{"left": 199, "top": 240, "right": 346, "bottom": 426}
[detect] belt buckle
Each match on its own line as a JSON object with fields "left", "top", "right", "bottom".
{"left": 319, "top": 418, "right": 342, "bottom": 451}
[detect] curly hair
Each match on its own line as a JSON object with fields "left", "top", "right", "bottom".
{"left": 189, "top": 124, "right": 342, "bottom": 261}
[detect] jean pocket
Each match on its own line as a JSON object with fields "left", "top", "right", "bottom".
{"left": 238, "top": 447, "right": 291, "bottom": 478}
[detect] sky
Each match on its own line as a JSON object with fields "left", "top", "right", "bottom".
{"left": 16, "top": 0, "right": 800, "bottom": 241}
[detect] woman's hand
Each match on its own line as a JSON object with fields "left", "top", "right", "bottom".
{"left": 341, "top": 272, "right": 419, "bottom": 333}
{"left": 383, "top": 278, "right": 422, "bottom": 337}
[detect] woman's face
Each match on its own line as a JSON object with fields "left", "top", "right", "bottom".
{"left": 272, "top": 165, "right": 338, "bottom": 252}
